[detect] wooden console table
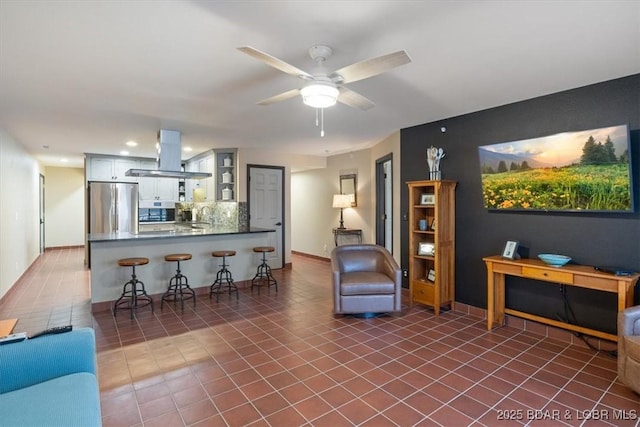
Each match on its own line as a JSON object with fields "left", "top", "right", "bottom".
{"left": 483, "top": 255, "right": 639, "bottom": 341}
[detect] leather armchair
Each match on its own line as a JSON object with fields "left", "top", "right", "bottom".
{"left": 618, "top": 305, "right": 640, "bottom": 394}
{"left": 331, "top": 244, "right": 402, "bottom": 315}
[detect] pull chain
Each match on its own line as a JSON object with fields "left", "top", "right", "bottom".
{"left": 314, "top": 108, "right": 326, "bottom": 137}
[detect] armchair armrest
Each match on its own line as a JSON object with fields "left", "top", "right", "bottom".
{"left": 0, "top": 328, "right": 96, "bottom": 393}
{"left": 619, "top": 305, "right": 640, "bottom": 337}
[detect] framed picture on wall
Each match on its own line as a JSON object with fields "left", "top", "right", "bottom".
{"left": 502, "top": 240, "right": 520, "bottom": 260}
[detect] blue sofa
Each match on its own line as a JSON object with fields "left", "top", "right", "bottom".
{"left": 0, "top": 327, "right": 102, "bottom": 426}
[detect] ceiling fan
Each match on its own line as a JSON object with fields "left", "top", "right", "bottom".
{"left": 238, "top": 45, "right": 412, "bottom": 112}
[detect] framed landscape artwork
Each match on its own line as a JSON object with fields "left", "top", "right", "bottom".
{"left": 478, "top": 124, "right": 633, "bottom": 213}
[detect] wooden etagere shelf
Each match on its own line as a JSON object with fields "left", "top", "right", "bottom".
{"left": 407, "top": 179, "right": 456, "bottom": 315}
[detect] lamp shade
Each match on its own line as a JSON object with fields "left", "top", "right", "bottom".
{"left": 301, "top": 82, "right": 339, "bottom": 109}
{"left": 332, "top": 194, "right": 353, "bottom": 209}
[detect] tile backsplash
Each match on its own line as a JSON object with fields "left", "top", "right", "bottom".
{"left": 176, "top": 201, "right": 247, "bottom": 228}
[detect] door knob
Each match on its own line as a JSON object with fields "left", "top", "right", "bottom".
{"left": 275, "top": 222, "right": 282, "bottom": 226}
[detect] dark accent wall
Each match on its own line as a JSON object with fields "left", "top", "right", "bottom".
{"left": 401, "top": 74, "right": 640, "bottom": 334}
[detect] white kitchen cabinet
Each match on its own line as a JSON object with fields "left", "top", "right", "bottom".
{"left": 138, "top": 160, "right": 178, "bottom": 202}
{"left": 87, "top": 157, "right": 138, "bottom": 182}
{"left": 214, "top": 149, "right": 236, "bottom": 201}
{"left": 185, "top": 154, "right": 215, "bottom": 201}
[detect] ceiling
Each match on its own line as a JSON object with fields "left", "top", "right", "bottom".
{"left": 1, "top": 1, "right": 638, "bottom": 169}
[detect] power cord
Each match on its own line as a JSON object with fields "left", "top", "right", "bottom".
{"left": 555, "top": 284, "right": 617, "bottom": 358}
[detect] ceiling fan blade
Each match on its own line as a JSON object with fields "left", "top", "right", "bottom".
{"left": 256, "top": 88, "right": 301, "bottom": 106}
{"left": 337, "top": 87, "right": 375, "bottom": 111}
{"left": 238, "top": 46, "right": 312, "bottom": 79}
{"left": 331, "top": 50, "right": 412, "bottom": 84}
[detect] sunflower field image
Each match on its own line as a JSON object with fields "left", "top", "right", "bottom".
{"left": 478, "top": 125, "right": 632, "bottom": 212}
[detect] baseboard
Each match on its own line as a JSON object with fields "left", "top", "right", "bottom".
{"left": 45, "top": 245, "right": 84, "bottom": 251}
{"left": 292, "top": 251, "right": 330, "bottom": 262}
{"left": 0, "top": 252, "right": 45, "bottom": 307}
{"left": 452, "top": 302, "right": 616, "bottom": 351}
{"left": 91, "top": 279, "right": 255, "bottom": 313}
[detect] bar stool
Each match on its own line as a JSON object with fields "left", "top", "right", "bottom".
{"left": 161, "top": 253, "right": 195, "bottom": 313}
{"left": 210, "top": 250, "right": 239, "bottom": 302}
{"left": 114, "top": 257, "right": 154, "bottom": 319}
{"left": 251, "top": 246, "right": 278, "bottom": 293}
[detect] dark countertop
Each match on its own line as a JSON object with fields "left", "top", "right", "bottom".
{"left": 88, "top": 226, "right": 275, "bottom": 243}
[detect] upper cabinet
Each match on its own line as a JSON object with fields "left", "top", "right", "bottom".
{"left": 87, "top": 156, "right": 138, "bottom": 182}
{"left": 138, "top": 160, "right": 178, "bottom": 202}
{"left": 215, "top": 149, "right": 236, "bottom": 201}
{"left": 184, "top": 152, "right": 215, "bottom": 202}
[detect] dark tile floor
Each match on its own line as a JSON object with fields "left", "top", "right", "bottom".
{"left": 1, "top": 247, "right": 639, "bottom": 426}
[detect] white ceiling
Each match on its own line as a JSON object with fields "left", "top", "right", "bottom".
{"left": 1, "top": 1, "right": 638, "bottom": 169}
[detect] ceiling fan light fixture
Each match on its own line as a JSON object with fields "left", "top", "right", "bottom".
{"left": 301, "top": 82, "right": 339, "bottom": 109}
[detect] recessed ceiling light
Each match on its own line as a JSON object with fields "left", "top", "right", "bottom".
{"left": 183, "top": 146, "right": 193, "bottom": 152}
{"left": 125, "top": 140, "right": 138, "bottom": 147}
{"left": 120, "top": 150, "right": 129, "bottom": 156}
{"left": 60, "top": 158, "right": 68, "bottom": 163}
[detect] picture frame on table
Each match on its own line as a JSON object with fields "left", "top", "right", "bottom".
{"left": 502, "top": 240, "right": 520, "bottom": 260}
{"left": 418, "top": 242, "right": 435, "bottom": 256}
{"left": 420, "top": 194, "right": 435, "bottom": 205}
{"left": 427, "top": 269, "right": 436, "bottom": 282}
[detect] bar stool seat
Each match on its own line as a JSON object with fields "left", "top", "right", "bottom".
{"left": 114, "top": 257, "right": 154, "bottom": 319}
{"left": 161, "top": 253, "right": 195, "bottom": 313}
{"left": 251, "top": 246, "right": 278, "bottom": 293}
{"left": 210, "top": 250, "right": 239, "bottom": 302}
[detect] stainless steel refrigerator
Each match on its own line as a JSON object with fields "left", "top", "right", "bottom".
{"left": 88, "top": 182, "right": 139, "bottom": 234}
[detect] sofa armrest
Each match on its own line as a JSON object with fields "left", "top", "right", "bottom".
{"left": 0, "top": 327, "right": 96, "bottom": 393}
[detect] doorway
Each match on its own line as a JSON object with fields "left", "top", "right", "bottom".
{"left": 248, "top": 165, "right": 285, "bottom": 268}
{"left": 375, "top": 154, "right": 393, "bottom": 253}
{"left": 39, "top": 174, "right": 45, "bottom": 253}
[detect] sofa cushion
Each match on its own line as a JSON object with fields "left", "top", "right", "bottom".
{"left": 340, "top": 271, "right": 395, "bottom": 295}
{"left": 0, "top": 372, "right": 101, "bottom": 426}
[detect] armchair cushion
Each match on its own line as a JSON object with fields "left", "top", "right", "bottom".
{"left": 340, "top": 272, "right": 396, "bottom": 295}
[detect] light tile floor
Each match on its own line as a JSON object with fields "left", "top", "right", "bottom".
{"left": 1, "top": 247, "right": 639, "bottom": 426}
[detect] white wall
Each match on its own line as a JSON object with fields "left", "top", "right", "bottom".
{"left": 236, "top": 148, "right": 326, "bottom": 265}
{"left": 0, "top": 129, "right": 42, "bottom": 300}
{"left": 291, "top": 131, "right": 402, "bottom": 263}
{"left": 44, "top": 166, "right": 85, "bottom": 248}
{"left": 291, "top": 147, "right": 373, "bottom": 259}
{"left": 369, "top": 131, "right": 401, "bottom": 259}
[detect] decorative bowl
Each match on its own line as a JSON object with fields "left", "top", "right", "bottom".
{"left": 538, "top": 253, "right": 571, "bottom": 267}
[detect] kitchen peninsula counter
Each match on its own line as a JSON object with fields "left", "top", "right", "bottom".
{"left": 88, "top": 226, "right": 273, "bottom": 242}
{"left": 88, "top": 226, "right": 277, "bottom": 311}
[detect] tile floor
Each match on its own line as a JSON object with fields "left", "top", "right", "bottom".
{"left": 1, "top": 247, "right": 639, "bottom": 426}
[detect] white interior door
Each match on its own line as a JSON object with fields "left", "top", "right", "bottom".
{"left": 249, "top": 166, "right": 284, "bottom": 268}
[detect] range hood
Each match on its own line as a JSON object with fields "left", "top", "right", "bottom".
{"left": 125, "top": 129, "right": 212, "bottom": 180}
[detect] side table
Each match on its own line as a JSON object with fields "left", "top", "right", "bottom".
{"left": 332, "top": 228, "right": 363, "bottom": 246}
{"left": 0, "top": 318, "right": 18, "bottom": 336}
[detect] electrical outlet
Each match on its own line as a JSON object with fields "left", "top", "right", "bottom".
{"left": 402, "top": 269, "right": 408, "bottom": 278}
{"left": 323, "top": 244, "right": 327, "bottom": 252}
